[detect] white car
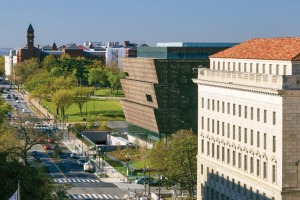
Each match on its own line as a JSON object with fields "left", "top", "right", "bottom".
{"left": 70, "top": 152, "right": 78, "bottom": 158}
{"left": 16, "top": 100, "right": 23, "bottom": 103}
{"left": 22, "top": 108, "right": 30, "bottom": 113}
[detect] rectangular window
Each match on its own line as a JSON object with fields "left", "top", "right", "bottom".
{"left": 244, "top": 128, "right": 247, "bottom": 144}
{"left": 263, "top": 162, "right": 267, "bottom": 179}
{"left": 273, "top": 136, "right": 276, "bottom": 153}
{"left": 264, "top": 110, "right": 267, "bottom": 123}
{"left": 257, "top": 108, "right": 260, "bottom": 121}
{"left": 232, "top": 179, "right": 235, "bottom": 190}
{"left": 273, "top": 112, "right": 276, "bottom": 125}
{"left": 218, "top": 61, "right": 220, "bottom": 70}
{"left": 222, "top": 102, "right": 225, "bottom": 113}
{"left": 207, "top": 118, "right": 210, "bottom": 132}
{"left": 233, "top": 151, "right": 236, "bottom": 166}
{"left": 217, "top": 101, "right": 220, "bottom": 112}
{"left": 263, "top": 64, "right": 265, "bottom": 73}
{"left": 222, "top": 122, "right": 225, "bottom": 136}
{"left": 257, "top": 159, "right": 260, "bottom": 176}
{"left": 251, "top": 107, "right": 253, "bottom": 120}
{"left": 212, "top": 100, "right": 215, "bottom": 111}
{"left": 250, "top": 157, "right": 254, "bottom": 174}
{"left": 239, "top": 105, "right": 242, "bottom": 117}
{"left": 233, "top": 104, "right": 236, "bottom": 116}
{"left": 257, "top": 132, "right": 260, "bottom": 148}
{"left": 207, "top": 99, "right": 210, "bottom": 110}
{"left": 207, "top": 141, "right": 210, "bottom": 156}
{"left": 251, "top": 130, "right": 254, "bottom": 145}
{"left": 228, "top": 62, "right": 231, "bottom": 70}
{"left": 238, "top": 126, "right": 241, "bottom": 141}
{"left": 256, "top": 190, "right": 260, "bottom": 200}
{"left": 217, "top": 145, "right": 220, "bottom": 159}
{"left": 202, "top": 98, "right": 204, "bottom": 108}
{"left": 213, "top": 61, "right": 215, "bottom": 69}
{"left": 244, "top": 106, "right": 247, "bottom": 118}
{"left": 227, "top": 123, "right": 230, "bottom": 138}
{"left": 238, "top": 181, "right": 241, "bottom": 193}
{"left": 201, "top": 139, "right": 204, "bottom": 153}
{"left": 223, "top": 62, "right": 225, "bottom": 70}
{"left": 276, "top": 64, "right": 279, "bottom": 75}
{"left": 227, "top": 102, "right": 230, "bottom": 114}
{"left": 217, "top": 121, "right": 220, "bottom": 135}
{"left": 244, "top": 184, "right": 247, "bottom": 195}
{"left": 201, "top": 164, "right": 203, "bottom": 175}
{"left": 250, "top": 187, "right": 253, "bottom": 199}
{"left": 212, "top": 143, "right": 215, "bottom": 158}
{"left": 256, "top": 63, "right": 259, "bottom": 73}
{"left": 201, "top": 117, "right": 204, "bottom": 130}
{"left": 238, "top": 63, "right": 241, "bottom": 71}
{"left": 272, "top": 165, "right": 276, "bottom": 183}
{"left": 146, "top": 94, "right": 153, "bottom": 102}
{"left": 222, "top": 147, "right": 225, "bottom": 162}
{"left": 250, "top": 63, "right": 253, "bottom": 72}
{"left": 233, "top": 125, "right": 236, "bottom": 140}
{"left": 212, "top": 119, "right": 215, "bottom": 133}
{"left": 269, "top": 64, "right": 272, "bottom": 74}
{"left": 227, "top": 149, "right": 230, "bottom": 164}
{"left": 244, "top": 63, "right": 247, "bottom": 72}
{"left": 244, "top": 155, "right": 248, "bottom": 171}
{"left": 238, "top": 153, "right": 241, "bottom": 169}
{"left": 233, "top": 62, "right": 236, "bottom": 71}
{"left": 283, "top": 65, "right": 287, "bottom": 75}
{"left": 264, "top": 133, "right": 267, "bottom": 150}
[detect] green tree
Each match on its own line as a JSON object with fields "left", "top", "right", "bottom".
{"left": 106, "top": 67, "right": 125, "bottom": 94}
{"left": 14, "top": 59, "right": 40, "bottom": 86}
{"left": 72, "top": 87, "right": 93, "bottom": 116}
{"left": 42, "top": 55, "right": 59, "bottom": 72}
{"left": 149, "top": 129, "right": 197, "bottom": 198}
{"left": 52, "top": 89, "right": 73, "bottom": 121}
{"left": 88, "top": 68, "right": 107, "bottom": 87}
{"left": 0, "top": 55, "right": 5, "bottom": 77}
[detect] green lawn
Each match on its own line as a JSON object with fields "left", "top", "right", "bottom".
{"left": 42, "top": 99, "right": 125, "bottom": 122}
{"left": 94, "top": 88, "right": 124, "bottom": 97}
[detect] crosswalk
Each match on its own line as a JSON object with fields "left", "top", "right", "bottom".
{"left": 66, "top": 193, "right": 121, "bottom": 199}
{"left": 54, "top": 178, "right": 100, "bottom": 183}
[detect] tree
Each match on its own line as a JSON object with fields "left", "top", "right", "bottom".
{"left": 0, "top": 55, "right": 5, "bottom": 77}
{"left": 106, "top": 67, "right": 125, "bottom": 94}
{"left": 88, "top": 68, "right": 107, "bottom": 87}
{"left": 41, "top": 55, "right": 59, "bottom": 72}
{"left": 52, "top": 89, "right": 73, "bottom": 121}
{"left": 14, "top": 59, "right": 40, "bottom": 86}
{"left": 149, "top": 129, "right": 197, "bottom": 198}
{"left": 72, "top": 87, "right": 93, "bottom": 116}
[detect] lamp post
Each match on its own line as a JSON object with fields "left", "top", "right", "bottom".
{"left": 81, "top": 134, "right": 84, "bottom": 156}
{"left": 125, "top": 154, "right": 131, "bottom": 183}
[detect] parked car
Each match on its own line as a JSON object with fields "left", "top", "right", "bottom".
{"left": 43, "top": 143, "right": 53, "bottom": 150}
{"left": 16, "top": 100, "right": 23, "bottom": 103}
{"left": 134, "top": 176, "right": 155, "bottom": 184}
{"left": 70, "top": 152, "right": 78, "bottom": 158}
{"left": 22, "top": 108, "right": 30, "bottom": 113}
{"left": 6, "top": 94, "right": 11, "bottom": 99}
{"left": 148, "top": 179, "right": 165, "bottom": 186}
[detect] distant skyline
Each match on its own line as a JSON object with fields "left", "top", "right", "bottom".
{"left": 1, "top": 0, "right": 300, "bottom": 48}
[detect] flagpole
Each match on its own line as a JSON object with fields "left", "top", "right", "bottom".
{"left": 18, "top": 180, "right": 20, "bottom": 200}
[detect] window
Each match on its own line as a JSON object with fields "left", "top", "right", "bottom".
{"left": 257, "top": 108, "right": 260, "bottom": 121}
{"left": 251, "top": 130, "right": 253, "bottom": 145}
{"left": 202, "top": 98, "right": 204, "bottom": 108}
{"left": 212, "top": 100, "right": 215, "bottom": 111}
{"left": 273, "top": 112, "right": 276, "bottom": 125}
{"left": 244, "top": 155, "right": 248, "bottom": 171}
{"left": 217, "top": 145, "right": 220, "bottom": 159}
{"left": 269, "top": 64, "right": 272, "bottom": 74}
{"left": 201, "top": 164, "right": 203, "bottom": 175}
{"left": 233, "top": 151, "right": 236, "bottom": 166}
{"left": 256, "top": 63, "right": 259, "bottom": 73}
{"left": 233, "top": 125, "right": 236, "bottom": 140}
{"left": 146, "top": 94, "right": 153, "bottom": 102}
{"left": 272, "top": 165, "right": 276, "bottom": 183}
{"left": 222, "top": 102, "right": 225, "bottom": 113}
{"left": 222, "top": 147, "right": 225, "bottom": 162}
{"left": 238, "top": 181, "right": 241, "bottom": 193}
{"left": 212, "top": 120, "right": 215, "bottom": 133}
{"left": 238, "top": 63, "right": 241, "bottom": 71}
{"left": 233, "top": 62, "right": 236, "bottom": 71}
{"left": 227, "top": 123, "right": 230, "bottom": 138}
{"left": 256, "top": 190, "right": 260, "bottom": 200}
{"left": 264, "top": 110, "right": 267, "bottom": 123}
{"left": 244, "top": 106, "right": 247, "bottom": 118}
{"left": 207, "top": 141, "right": 210, "bottom": 156}
{"left": 250, "top": 157, "right": 254, "bottom": 173}
{"left": 238, "top": 126, "right": 241, "bottom": 141}
{"left": 212, "top": 143, "right": 215, "bottom": 158}
{"left": 276, "top": 64, "right": 279, "bottom": 75}
{"left": 244, "top": 128, "right": 247, "bottom": 144}
{"left": 217, "top": 121, "right": 220, "bottom": 135}
{"left": 213, "top": 61, "right": 215, "bottom": 69}
{"left": 125, "top": 72, "right": 129, "bottom": 77}
{"left": 233, "top": 104, "right": 236, "bottom": 115}
{"left": 244, "top": 63, "right": 247, "bottom": 72}
{"left": 217, "top": 101, "right": 220, "bottom": 112}
{"left": 239, "top": 105, "right": 241, "bottom": 117}
{"left": 244, "top": 184, "right": 247, "bottom": 195}
{"left": 263, "top": 64, "right": 265, "bottom": 73}
{"left": 273, "top": 136, "right": 276, "bottom": 152}
{"left": 222, "top": 122, "right": 225, "bottom": 136}
{"left": 264, "top": 133, "right": 267, "bottom": 150}
{"left": 227, "top": 149, "right": 230, "bottom": 164}
{"left": 257, "top": 132, "right": 260, "bottom": 148}
{"left": 227, "top": 102, "right": 230, "bottom": 114}
{"left": 201, "top": 139, "right": 204, "bottom": 153}
{"left": 283, "top": 65, "right": 287, "bottom": 75}
{"left": 257, "top": 159, "right": 260, "bottom": 176}
{"left": 238, "top": 153, "right": 241, "bottom": 168}
{"left": 228, "top": 62, "right": 230, "bottom": 70}
{"left": 223, "top": 62, "right": 225, "bottom": 70}
{"left": 207, "top": 118, "right": 210, "bottom": 132}
{"left": 250, "top": 63, "right": 253, "bottom": 72}
{"left": 250, "top": 187, "right": 253, "bottom": 199}
{"left": 251, "top": 107, "right": 254, "bottom": 120}
{"left": 263, "top": 162, "right": 267, "bottom": 179}
{"left": 207, "top": 99, "right": 210, "bottom": 110}
{"left": 232, "top": 179, "right": 235, "bottom": 190}
{"left": 218, "top": 61, "right": 220, "bottom": 70}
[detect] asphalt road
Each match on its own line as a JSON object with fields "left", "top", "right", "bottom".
{"left": 2, "top": 86, "right": 126, "bottom": 200}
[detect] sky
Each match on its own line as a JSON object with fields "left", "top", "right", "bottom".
{"left": 1, "top": 0, "right": 300, "bottom": 48}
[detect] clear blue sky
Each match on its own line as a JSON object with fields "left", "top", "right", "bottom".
{"left": 0, "top": 0, "right": 299, "bottom": 48}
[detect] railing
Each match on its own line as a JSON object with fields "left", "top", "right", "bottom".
{"left": 197, "top": 69, "right": 300, "bottom": 90}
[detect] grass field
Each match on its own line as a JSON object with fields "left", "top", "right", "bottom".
{"left": 42, "top": 98, "right": 125, "bottom": 122}
{"left": 94, "top": 88, "right": 124, "bottom": 97}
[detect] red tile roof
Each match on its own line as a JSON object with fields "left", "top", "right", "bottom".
{"left": 210, "top": 37, "right": 300, "bottom": 61}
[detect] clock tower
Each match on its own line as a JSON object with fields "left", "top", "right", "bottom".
{"left": 27, "top": 23, "right": 34, "bottom": 49}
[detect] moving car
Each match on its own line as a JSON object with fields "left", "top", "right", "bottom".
{"left": 134, "top": 176, "right": 155, "bottom": 184}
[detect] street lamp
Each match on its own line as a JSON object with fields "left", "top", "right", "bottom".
{"left": 81, "top": 134, "right": 84, "bottom": 156}
{"left": 125, "top": 154, "right": 131, "bottom": 183}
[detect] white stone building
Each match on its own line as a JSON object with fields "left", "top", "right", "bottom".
{"left": 193, "top": 38, "right": 300, "bottom": 200}
{"left": 4, "top": 49, "right": 17, "bottom": 78}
